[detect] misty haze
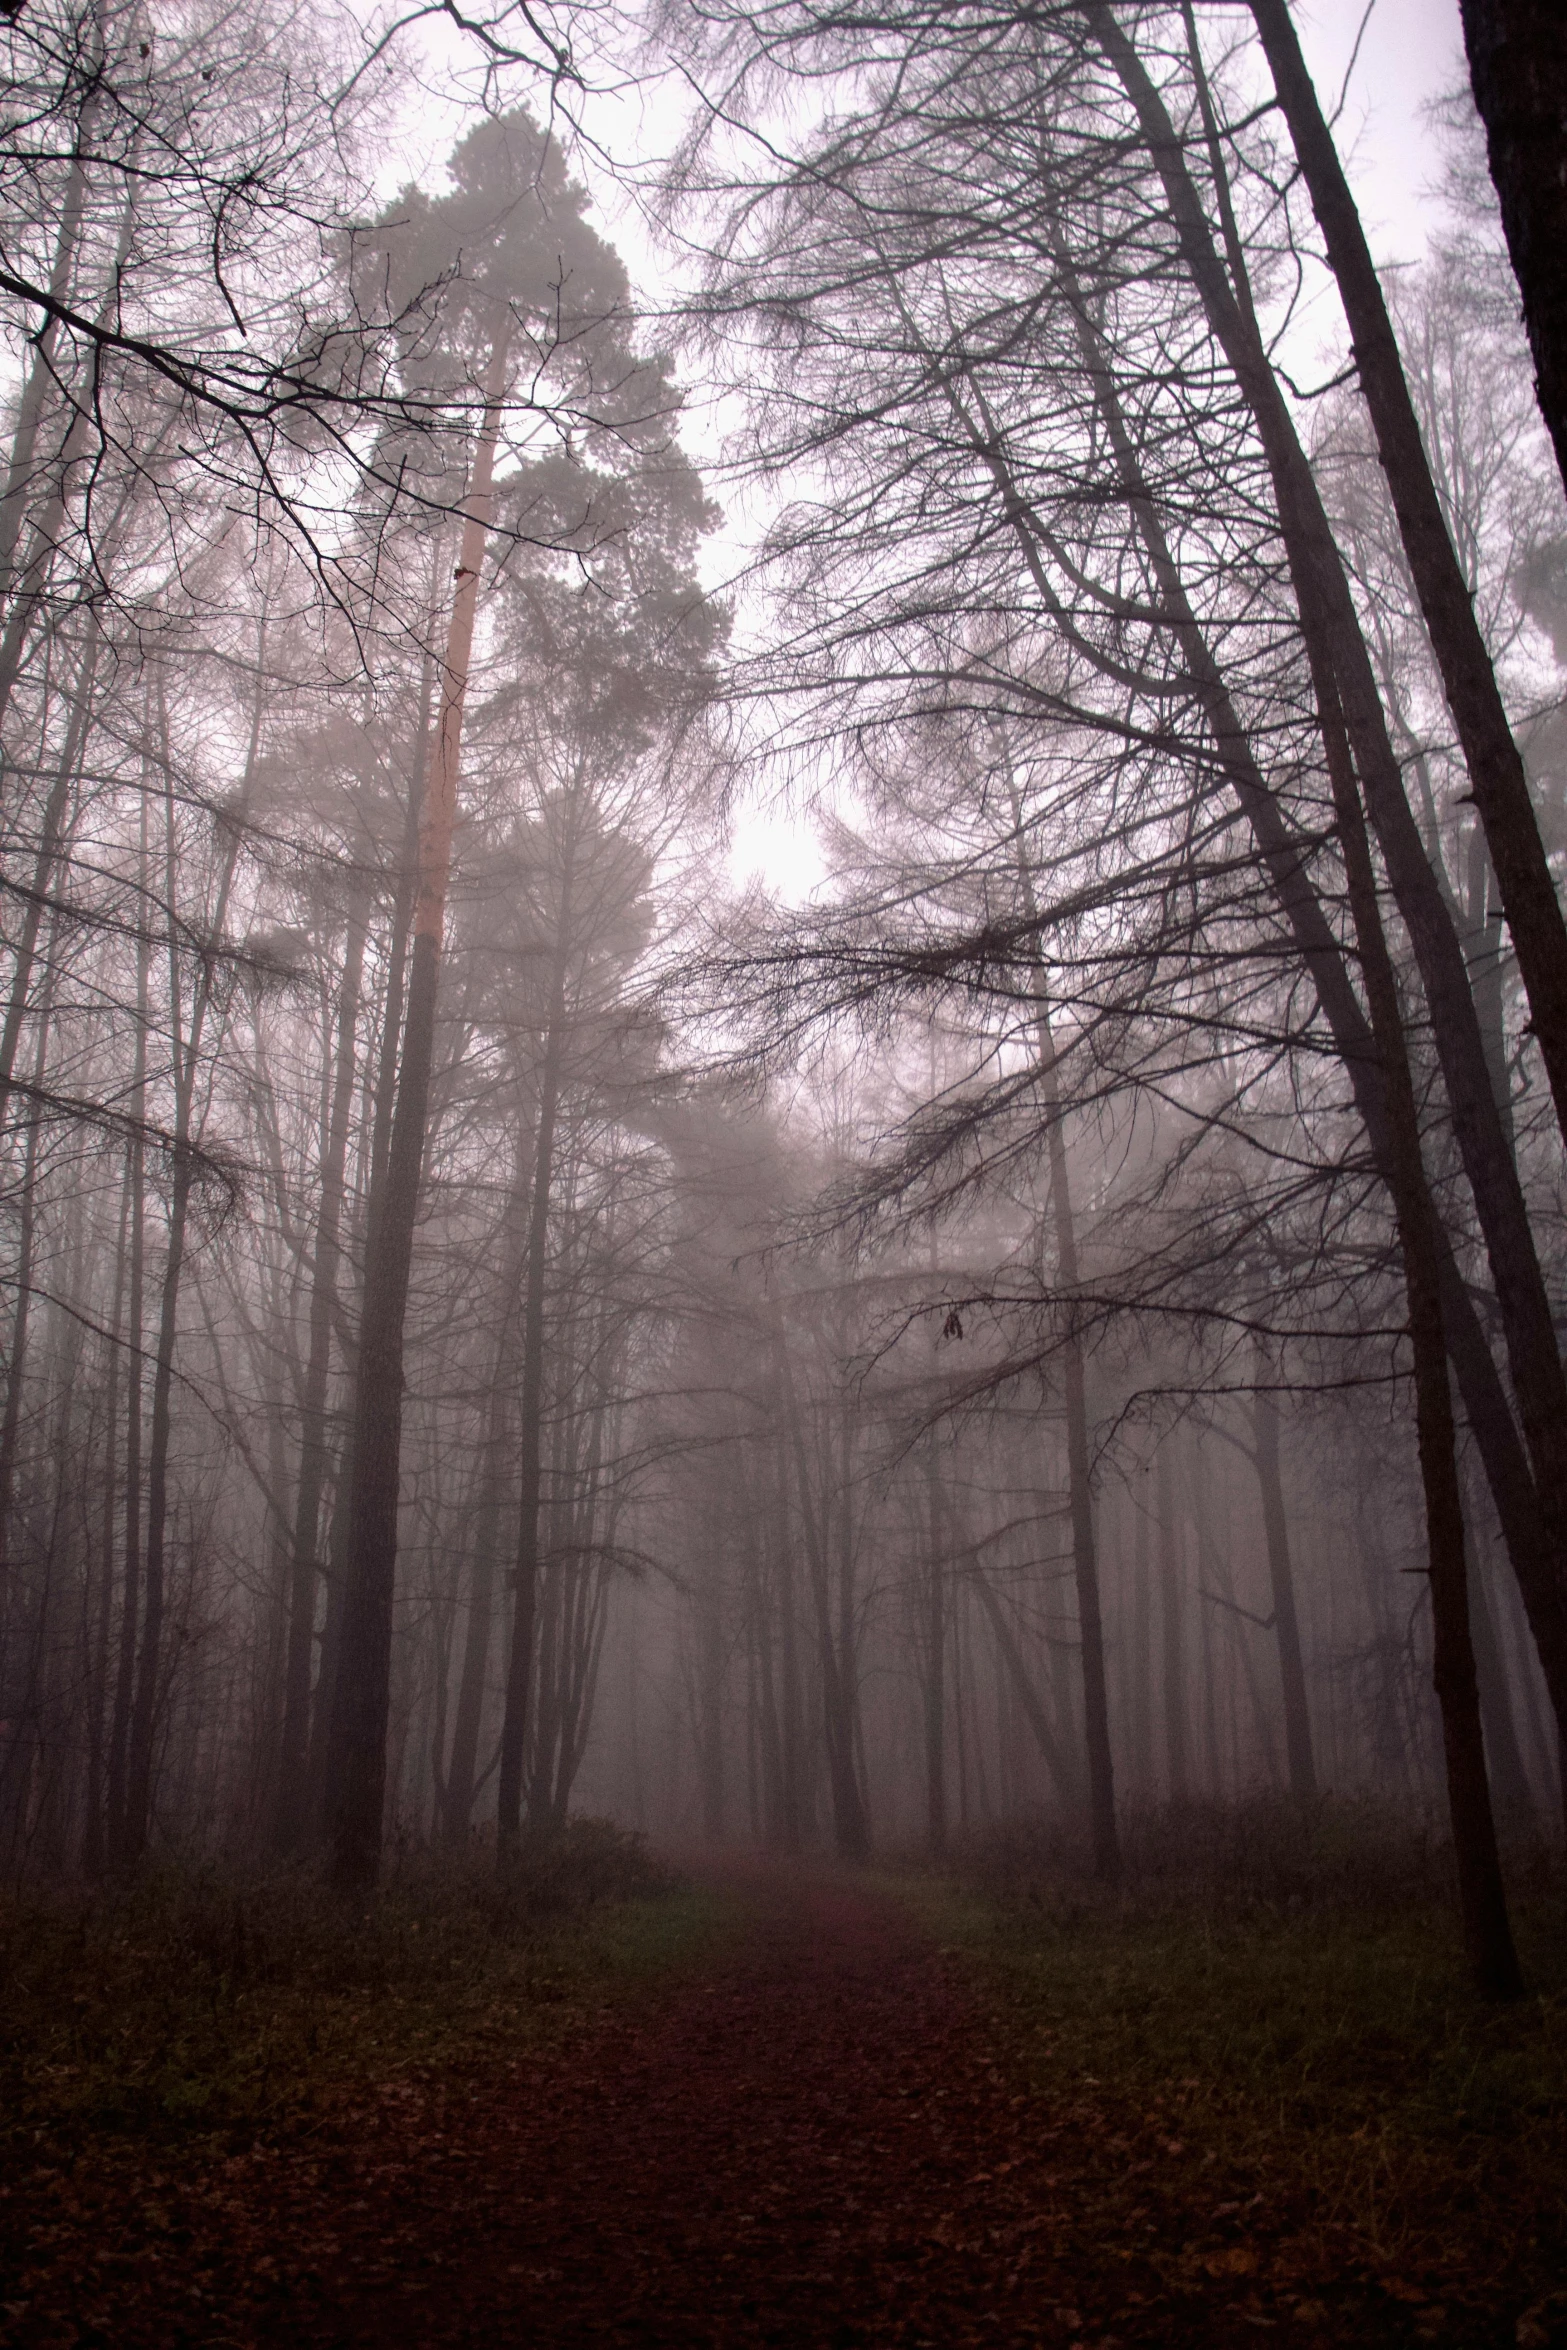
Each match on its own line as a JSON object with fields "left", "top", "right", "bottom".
{"left": 0, "top": 1, "right": 1564, "bottom": 2343}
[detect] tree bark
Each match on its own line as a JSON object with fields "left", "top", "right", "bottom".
{"left": 922, "top": 1446, "right": 948, "bottom": 1858}
{"left": 273, "top": 883, "right": 368, "bottom": 1854}
{"left": 495, "top": 851, "right": 575, "bottom": 1861}
{"left": 1252, "top": 1373, "right": 1319, "bottom": 1801}
{"left": 123, "top": 737, "right": 245, "bottom": 1863}
{"left": 1001, "top": 758, "right": 1119, "bottom": 1874}
{"left": 1457, "top": 0, "right": 1567, "bottom": 502}
{"left": 1314, "top": 648, "right": 1522, "bottom": 1996}
{"left": 327, "top": 340, "right": 508, "bottom": 1892}
{"left": 105, "top": 804, "right": 150, "bottom": 1866}
{"left": 1158, "top": 1441, "right": 1189, "bottom": 1803}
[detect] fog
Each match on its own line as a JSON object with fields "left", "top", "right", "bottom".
{"left": 0, "top": 0, "right": 1562, "bottom": 2011}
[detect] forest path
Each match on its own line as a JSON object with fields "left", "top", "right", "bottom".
{"left": 227, "top": 1863, "right": 1382, "bottom": 2349}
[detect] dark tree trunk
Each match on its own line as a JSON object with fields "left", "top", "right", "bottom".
{"left": 1004, "top": 763, "right": 1118, "bottom": 1877}
{"left": 1315, "top": 649, "right": 1522, "bottom": 1997}
{"left": 1457, "top": 0, "right": 1567, "bottom": 501}
{"left": 123, "top": 710, "right": 246, "bottom": 1864}
{"left": 120, "top": 1147, "right": 188, "bottom": 1864}
{"left": 274, "top": 887, "right": 368, "bottom": 1854}
{"left": 326, "top": 360, "right": 505, "bottom": 1893}
{"left": 1252, "top": 1377, "right": 1319, "bottom": 1801}
{"left": 772, "top": 1423, "right": 805, "bottom": 1851}
{"left": 1129, "top": 1462, "right": 1153, "bottom": 1796}
{"left": 441, "top": 1353, "right": 514, "bottom": 1844}
{"left": 922, "top": 1448, "right": 948, "bottom": 1858}
{"left": 1467, "top": 1533, "right": 1538, "bottom": 1830}
{"left": 496, "top": 927, "right": 572, "bottom": 1861}
{"left": 0, "top": 1027, "right": 47, "bottom": 1609}
{"left": 698, "top": 1526, "right": 726, "bottom": 1843}
{"left": 1158, "top": 1442, "right": 1189, "bottom": 1803}
{"left": 105, "top": 814, "right": 150, "bottom": 1865}
{"left": 81, "top": 1174, "right": 129, "bottom": 1878}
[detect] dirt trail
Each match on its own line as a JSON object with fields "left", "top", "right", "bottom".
{"left": 231, "top": 1867, "right": 1395, "bottom": 2347}
{"left": 271, "top": 1866, "right": 1056, "bottom": 2346}
{"left": 11, "top": 1867, "right": 1461, "bottom": 2346}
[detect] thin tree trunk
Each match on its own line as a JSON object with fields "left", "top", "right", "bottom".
{"left": 81, "top": 1172, "right": 129, "bottom": 1878}
{"left": 1158, "top": 1440, "right": 1189, "bottom": 1803}
{"left": 1130, "top": 1461, "right": 1152, "bottom": 1797}
{"left": 274, "top": 884, "right": 368, "bottom": 1853}
{"left": 0, "top": 625, "right": 101, "bottom": 1116}
{"left": 922, "top": 1446, "right": 948, "bottom": 1858}
{"left": 123, "top": 693, "right": 247, "bottom": 1864}
{"left": 0, "top": 1011, "right": 50, "bottom": 1607}
{"left": 1001, "top": 760, "right": 1118, "bottom": 1876}
{"left": 1316, "top": 645, "right": 1522, "bottom": 1996}
{"left": 441, "top": 1353, "right": 513, "bottom": 1844}
{"left": 106, "top": 807, "right": 150, "bottom": 1865}
{"left": 495, "top": 888, "right": 574, "bottom": 1861}
{"left": 1252, "top": 1374, "right": 1318, "bottom": 1801}
{"left": 1469, "top": 1540, "right": 1538, "bottom": 1831}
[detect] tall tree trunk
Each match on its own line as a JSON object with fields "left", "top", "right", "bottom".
{"left": 1129, "top": 1461, "right": 1152, "bottom": 1796}
{"left": 122, "top": 693, "right": 247, "bottom": 1864}
{"left": 778, "top": 1339, "right": 869, "bottom": 1858}
{"left": 1003, "top": 762, "right": 1118, "bottom": 1876}
{"left": 698, "top": 1516, "right": 726, "bottom": 1842}
{"left": 1315, "top": 644, "right": 1521, "bottom": 1995}
{"left": 273, "top": 885, "right": 368, "bottom": 1854}
{"left": 495, "top": 873, "right": 575, "bottom": 1862}
{"left": 1246, "top": 0, "right": 1567, "bottom": 1152}
{"left": 0, "top": 625, "right": 100, "bottom": 1116}
{"left": 922, "top": 1446, "right": 948, "bottom": 1858}
{"left": 106, "top": 807, "right": 151, "bottom": 1865}
{"left": 772, "top": 1417, "right": 805, "bottom": 1851}
{"left": 1464, "top": 823, "right": 1516, "bottom": 1157}
{"left": 81, "top": 1171, "right": 129, "bottom": 1878}
{"left": 1467, "top": 1533, "right": 1538, "bottom": 1831}
{"left": 1456, "top": 0, "right": 1567, "bottom": 500}
{"left": 441, "top": 1336, "right": 515, "bottom": 1844}
{"left": 1252, "top": 1373, "right": 1318, "bottom": 1801}
{"left": 0, "top": 1007, "right": 50, "bottom": 1610}
{"left": 1158, "top": 1440, "right": 1189, "bottom": 1803}
{"left": 326, "top": 344, "right": 507, "bottom": 1893}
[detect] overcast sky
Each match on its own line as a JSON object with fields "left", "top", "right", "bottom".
{"left": 1296, "top": 0, "right": 1468, "bottom": 264}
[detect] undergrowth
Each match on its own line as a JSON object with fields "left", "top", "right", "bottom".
{"left": 0, "top": 1818, "right": 714, "bottom": 2167}
{"left": 911, "top": 1798, "right": 1567, "bottom": 2313}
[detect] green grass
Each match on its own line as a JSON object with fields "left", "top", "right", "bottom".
{"left": 899, "top": 1803, "right": 1567, "bottom": 2306}
{"left": 0, "top": 1821, "right": 729, "bottom": 2167}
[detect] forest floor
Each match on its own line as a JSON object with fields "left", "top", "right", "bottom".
{"left": 1, "top": 1830, "right": 1565, "bottom": 2347}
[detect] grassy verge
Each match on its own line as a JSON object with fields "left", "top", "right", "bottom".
{"left": 0, "top": 1819, "right": 724, "bottom": 2172}
{"left": 900, "top": 1802, "right": 1567, "bottom": 2337}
